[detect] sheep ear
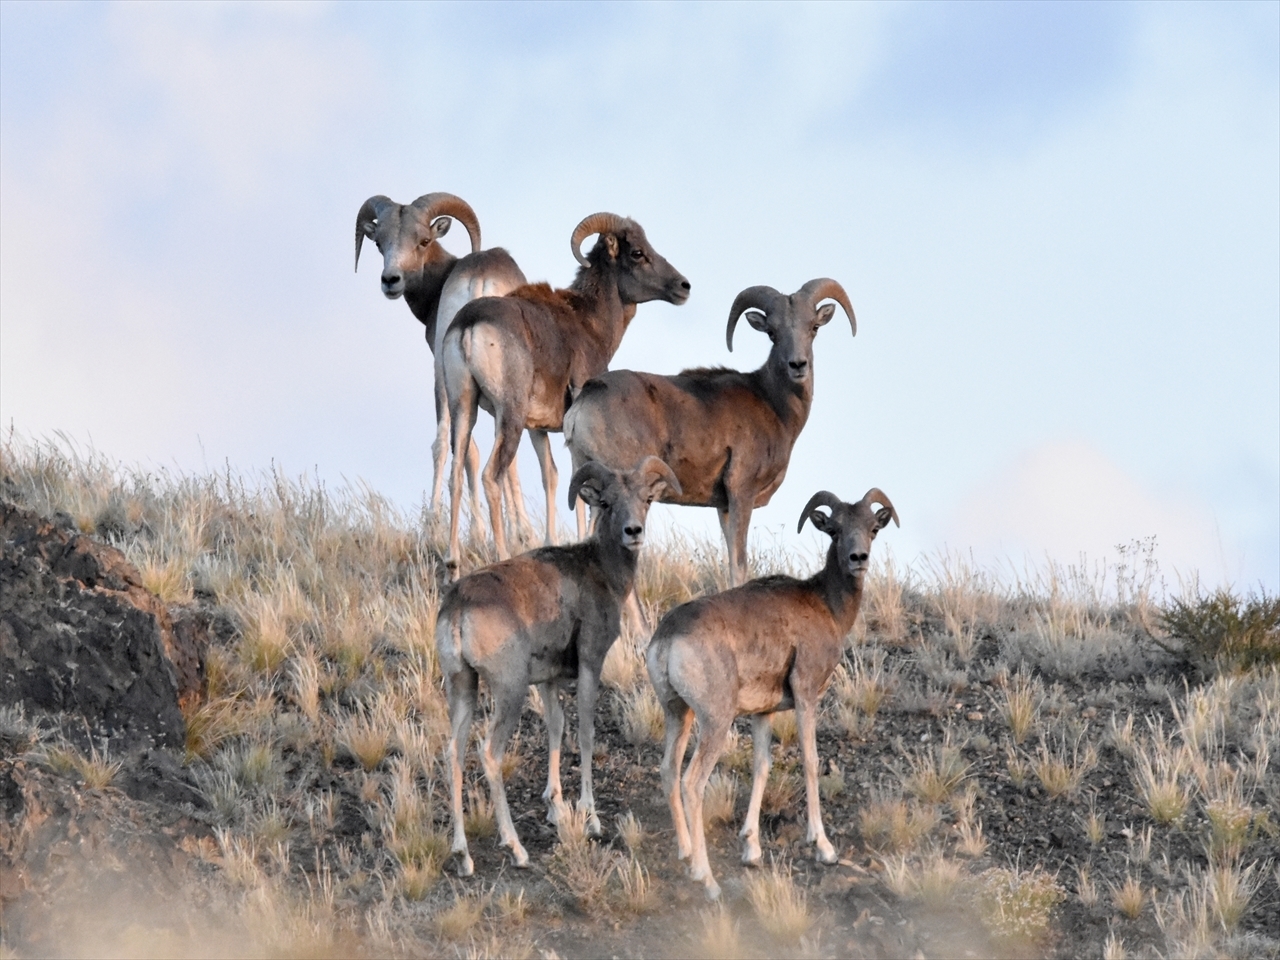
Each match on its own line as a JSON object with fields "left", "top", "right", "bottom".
{"left": 873, "top": 507, "right": 894, "bottom": 532}
{"left": 815, "top": 303, "right": 836, "bottom": 326}
{"left": 362, "top": 221, "right": 377, "bottom": 238}
{"left": 809, "top": 509, "right": 834, "bottom": 534}
{"left": 604, "top": 234, "right": 619, "bottom": 260}
{"left": 576, "top": 483, "right": 605, "bottom": 509}
{"left": 431, "top": 216, "right": 452, "bottom": 238}
{"left": 744, "top": 309, "right": 769, "bottom": 333}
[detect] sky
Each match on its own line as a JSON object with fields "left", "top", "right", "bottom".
{"left": 2, "top": 1, "right": 1277, "bottom": 594}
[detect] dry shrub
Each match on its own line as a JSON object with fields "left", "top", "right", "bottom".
{"left": 978, "top": 864, "right": 1065, "bottom": 946}
{"left": 1155, "top": 588, "right": 1280, "bottom": 675}
{"left": 745, "top": 859, "right": 811, "bottom": 941}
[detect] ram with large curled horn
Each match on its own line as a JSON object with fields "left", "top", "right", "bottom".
{"left": 353, "top": 191, "right": 534, "bottom": 540}
{"left": 439, "top": 212, "right": 690, "bottom": 579}
{"left": 646, "top": 486, "right": 898, "bottom": 901}
{"left": 564, "top": 277, "right": 856, "bottom": 592}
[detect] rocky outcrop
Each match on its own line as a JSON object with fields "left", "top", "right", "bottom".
{"left": 0, "top": 502, "right": 210, "bottom": 749}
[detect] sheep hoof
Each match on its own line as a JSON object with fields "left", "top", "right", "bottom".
{"left": 815, "top": 840, "right": 837, "bottom": 864}
{"left": 704, "top": 881, "right": 722, "bottom": 902}
{"left": 742, "top": 847, "right": 762, "bottom": 867}
{"left": 586, "top": 813, "right": 602, "bottom": 838}
{"left": 510, "top": 845, "right": 530, "bottom": 869}
{"left": 455, "top": 853, "right": 474, "bottom": 877}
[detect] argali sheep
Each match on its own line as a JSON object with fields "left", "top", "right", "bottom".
{"left": 646, "top": 488, "right": 899, "bottom": 900}
{"left": 354, "top": 192, "right": 534, "bottom": 541}
{"left": 442, "top": 212, "right": 690, "bottom": 577}
{"left": 436, "top": 457, "right": 682, "bottom": 875}
{"left": 564, "top": 278, "right": 854, "bottom": 589}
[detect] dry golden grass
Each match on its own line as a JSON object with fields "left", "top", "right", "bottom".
{"left": 745, "top": 859, "right": 811, "bottom": 941}
{"left": 1032, "top": 732, "right": 1098, "bottom": 798}
{"left": 769, "top": 710, "right": 798, "bottom": 746}
{"left": 547, "top": 806, "right": 618, "bottom": 911}
{"left": 703, "top": 772, "right": 740, "bottom": 827}
{"left": 996, "top": 669, "right": 1042, "bottom": 745}
{"left": 1131, "top": 718, "right": 1191, "bottom": 825}
{"left": 695, "top": 904, "right": 744, "bottom": 960}
{"left": 617, "top": 810, "right": 644, "bottom": 853}
{"left": 435, "top": 887, "right": 488, "bottom": 940}
{"left": 617, "top": 683, "right": 665, "bottom": 746}
{"left": 902, "top": 729, "right": 970, "bottom": 803}
{"left": 1075, "top": 864, "right": 1099, "bottom": 907}
{"left": 1111, "top": 873, "right": 1146, "bottom": 919}
{"left": 858, "top": 793, "right": 939, "bottom": 854}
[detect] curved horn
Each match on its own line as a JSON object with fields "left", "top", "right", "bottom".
{"left": 568, "top": 461, "right": 615, "bottom": 510}
{"left": 636, "top": 456, "right": 682, "bottom": 499}
{"left": 355, "top": 195, "right": 394, "bottom": 272}
{"left": 571, "top": 212, "right": 629, "bottom": 266}
{"left": 796, "top": 490, "right": 845, "bottom": 534}
{"left": 410, "top": 192, "right": 482, "bottom": 254}
{"left": 725, "top": 285, "right": 784, "bottom": 352}
{"left": 860, "top": 487, "right": 900, "bottom": 527}
{"left": 798, "top": 277, "right": 857, "bottom": 336}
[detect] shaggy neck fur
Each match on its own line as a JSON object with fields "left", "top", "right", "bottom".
{"left": 403, "top": 254, "right": 458, "bottom": 350}
{"left": 813, "top": 540, "right": 864, "bottom": 630}
{"left": 754, "top": 350, "right": 814, "bottom": 434}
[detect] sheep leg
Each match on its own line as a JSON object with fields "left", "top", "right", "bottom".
{"left": 796, "top": 699, "right": 836, "bottom": 863}
{"left": 740, "top": 713, "right": 772, "bottom": 866}
{"left": 483, "top": 411, "right": 524, "bottom": 561}
{"left": 575, "top": 665, "right": 603, "bottom": 837}
{"left": 539, "top": 682, "right": 567, "bottom": 822}
{"left": 431, "top": 363, "right": 450, "bottom": 515}
{"left": 716, "top": 500, "right": 753, "bottom": 588}
{"left": 660, "top": 701, "right": 695, "bottom": 860}
{"left": 501, "top": 452, "right": 534, "bottom": 548}
{"left": 480, "top": 684, "right": 530, "bottom": 868}
{"left": 442, "top": 663, "right": 478, "bottom": 877}
{"left": 529, "top": 429, "right": 559, "bottom": 546}
{"left": 575, "top": 499, "right": 587, "bottom": 540}
{"left": 682, "top": 713, "right": 731, "bottom": 901}
{"left": 444, "top": 349, "right": 481, "bottom": 579}
{"left": 465, "top": 438, "right": 484, "bottom": 534}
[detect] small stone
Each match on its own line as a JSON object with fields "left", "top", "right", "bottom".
{"left": 966, "top": 711, "right": 983, "bottom": 722}
{"left": 1081, "top": 706, "right": 1098, "bottom": 719}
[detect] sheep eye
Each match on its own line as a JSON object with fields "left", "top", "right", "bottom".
{"left": 629, "top": 248, "right": 645, "bottom": 261}
{"left": 419, "top": 238, "right": 431, "bottom": 248}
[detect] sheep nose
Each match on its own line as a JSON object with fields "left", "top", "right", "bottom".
{"left": 678, "top": 279, "right": 691, "bottom": 292}
{"left": 624, "top": 525, "right": 643, "bottom": 538}
{"left": 789, "top": 359, "right": 808, "bottom": 372}
{"left": 850, "top": 552, "right": 868, "bottom": 563}
{"left": 382, "top": 272, "right": 401, "bottom": 287}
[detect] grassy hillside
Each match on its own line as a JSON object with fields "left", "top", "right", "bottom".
{"left": 1, "top": 434, "right": 1276, "bottom": 958}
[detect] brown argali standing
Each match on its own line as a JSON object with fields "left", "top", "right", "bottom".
{"left": 563, "top": 278, "right": 855, "bottom": 589}
{"left": 441, "top": 212, "right": 690, "bottom": 577}
{"left": 355, "top": 192, "right": 534, "bottom": 542}
{"left": 437, "top": 457, "right": 681, "bottom": 875}
{"left": 646, "top": 488, "right": 898, "bottom": 901}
